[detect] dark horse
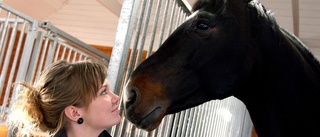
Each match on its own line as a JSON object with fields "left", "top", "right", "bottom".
{"left": 123, "top": 0, "right": 320, "bottom": 136}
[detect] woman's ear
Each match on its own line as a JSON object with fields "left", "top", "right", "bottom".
{"left": 64, "top": 106, "right": 82, "bottom": 122}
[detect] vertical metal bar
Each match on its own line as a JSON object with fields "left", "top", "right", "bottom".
{"left": 9, "top": 20, "right": 35, "bottom": 107}
{"left": 35, "top": 32, "right": 51, "bottom": 81}
{"left": 174, "top": 5, "right": 182, "bottom": 30}
{"left": 146, "top": 0, "right": 162, "bottom": 58}
{"left": 25, "top": 31, "right": 44, "bottom": 83}
{"left": 185, "top": 108, "right": 195, "bottom": 137}
{"left": 192, "top": 105, "right": 202, "bottom": 136}
{"left": 67, "top": 48, "right": 73, "bottom": 61}
{"left": 205, "top": 102, "right": 212, "bottom": 137}
{"left": 156, "top": 0, "right": 170, "bottom": 49}
{"left": 54, "top": 43, "right": 61, "bottom": 61}
{"left": 200, "top": 103, "right": 208, "bottom": 137}
{"left": 111, "top": 0, "right": 142, "bottom": 134}
{"left": 155, "top": 115, "right": 168, "bottom": 137}
{"left": 292, "top": 0, "right": 299, "bottom": 37}
{"left": 208, "top": 102, "right": 215, "bottom": 136}
{"left": 134, "top": 0, "right": 154, "bottom": 66}
{"left": 14, "top": 21, "right": 38, "bottom": 82}
{"left": 166, "top": 0, "right": 177, "bottom": 36}
{"left": 0, "top": 16, "right": 20, "bottom": 113}
{"left": 189, "top": 107, "right": 198, "bottom": 136}
{"left": 72, "top": 52, "right": 78, "bottom": 63}
{"left": 176, "top": 110, "right": 186, "bottom": 137}
{"left": 0, "top": 11, "right": 10, "bottom": 55}
{"left": 146, "top": 0, "right": 162, "bottom": 57}
{"left": 44, "top": 35, "right": 58, "bottom": 68}
{"left": 0, "top": 16, "right": 18, "bottom": 100}
{"left": 124, "top": 0, "right": 147, "bottom": 82}
{"left": 107, "top": 0, "right": 140, "bottom": 94}
{"left": 180, "top": 109, "right": 190, "bottom": 137}
{"left": 0, "top": 24, "right": 11, "bottom": 66}
{"left": 124, "top": 0, "right": 147, "bottom": 134}
{"left": 170, "top": 113, "right": 180, "bottom": 137}
{"left": 60, "top": 46, "right": 67, "bottom": 60}
{"left": 163, "top": 114, "right": 174, "bottom": 137}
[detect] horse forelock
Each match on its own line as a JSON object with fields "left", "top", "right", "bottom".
{"left": 192, "top": 0, "right": 227, "bottom": 13}
{"left": 192, "top": 0, "right": 257, "bottom": 13}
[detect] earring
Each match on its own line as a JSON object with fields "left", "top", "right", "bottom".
{"left": 77, "top": 118, "right": 84, "bottom": 124}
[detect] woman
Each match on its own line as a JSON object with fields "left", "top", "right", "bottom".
{"left": 7, "top": 60, "right": 121, "bottom": 137}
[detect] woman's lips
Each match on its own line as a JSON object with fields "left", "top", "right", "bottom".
{"left": 112, "top": 107, "right": 119, "bottom": 113}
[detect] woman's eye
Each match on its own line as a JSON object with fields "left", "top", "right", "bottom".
{"left": 101, "top": 89, "right": 107, "bottom": 95}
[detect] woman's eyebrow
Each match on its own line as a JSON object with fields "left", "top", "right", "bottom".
{"left": 102, "top": 85, "right": 108, "bottom": 89}
{"left": 98, "top": 85, "right": 108, "bottom": 90}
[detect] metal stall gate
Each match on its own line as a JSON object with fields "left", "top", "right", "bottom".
{"left": 108, "top": 0, "right": 253, "bottom": 137}
{"left": 0, "top": 3, "right": 109, "bottom": 136}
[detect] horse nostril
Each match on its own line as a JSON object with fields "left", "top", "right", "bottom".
{"left": 126, "top": 87, "right": 137, "bottom": 106}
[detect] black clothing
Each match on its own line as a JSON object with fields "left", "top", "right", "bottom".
{"left": 54, "top": 128, "right": 112, "bottom": 137}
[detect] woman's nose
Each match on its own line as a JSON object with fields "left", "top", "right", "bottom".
{"left": 111, "top": 91, "right": 120, "bottom": 104}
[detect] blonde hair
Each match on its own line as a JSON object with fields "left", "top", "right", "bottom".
{"left": 8, "top": 60, "right": 107, "bottom": 136}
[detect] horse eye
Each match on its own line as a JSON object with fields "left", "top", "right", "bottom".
{"left": 196, "top": 21, "right": 211, "bottom": 31}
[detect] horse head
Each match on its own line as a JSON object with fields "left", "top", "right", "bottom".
{"left": 123, "top": 0, "right": 263, "bottom": 131}
{"left": 123, "top": 0, "right": 320, "bottom": 136}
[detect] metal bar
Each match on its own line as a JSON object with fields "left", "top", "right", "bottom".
{"left": 176, "top": 110, "right": 186, "bottom": 137}
{"left": 180, "top": 0, "right": 193, "bottom": 12}
{"left": 108, "top": 0, "right": 141, "bottom": 136}
{"left": 10, "top": 21, "right": 38, "bottom": 107}
{"left": 163, "top": 114, "right": 174, "bottom": 137}
{"left": 1, "top": 16, "right": 20, "bottom": 111}
{"left": 72, "top": 52, "right": 78, "bottom": 63}
{"left": 107, "top": 0, "right": 140, "bottom": 94}
{"left": 39, "top": 21, "right": 108, "bottom": 60}
{"left": 170, "top": 113, "right": 180, "bottom": 137}
{"left": 35, "top": 31, "right": 51, "bottom": 81}
{"left": 67, "top": 48, "right": 73, "bottom": 61}
{"left": 26, "top": 31, "right": 45, "bottom": 83}
{"left": 0, "top": 16, "right": 17, "bottom": 99}
{"left": 124, "top": 0, "right": 148, "bottom": 85}
{"left": 292, "top": 0, "right": 299, "bottom": 37}
{"left": 146, "top": 0, "right": 162, "bottom": 57}
{"left": 0, "top": 11, "right": 11, "bottom": 61}
{"left": 44, "top": 35, "right": 58, "bottom": 68}
{"left": 14, "top": 21, "right": 38, "bottom": 82}
{"left": 61, "top": 46, "right": 67, "bottom": 60}
{"left": 0, "top": 3, "right": 36, "bottom": 22}
{"left": 134, "top": 0, "right": 154, "bottom": 67}
{"left": 156, "top": 0, "right": 170, "bottom": 49}
{"left": 185, "top": 108, "right": 195, "bottom": 137}
{"left": 54, "top": 43, "right": 61, "bottom": 61}
{"left": 0, "top": 18, "right": 25, "bottom": 23}
{"left": 166, "top": 0, "right": 177, "bottom": 37}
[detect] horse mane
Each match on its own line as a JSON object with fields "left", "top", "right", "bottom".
{"left": 248, "top": 0, "right": 320, "bottom": 75}
{"left": 280, "top": 28, "right": 320, "bottom": 75}
{"left": 192, "top": 0, "right": 320, "bottom": 75}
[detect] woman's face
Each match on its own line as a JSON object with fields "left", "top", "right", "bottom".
{"left": 83, "top": 79, "right": 121, "bottom": 129}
